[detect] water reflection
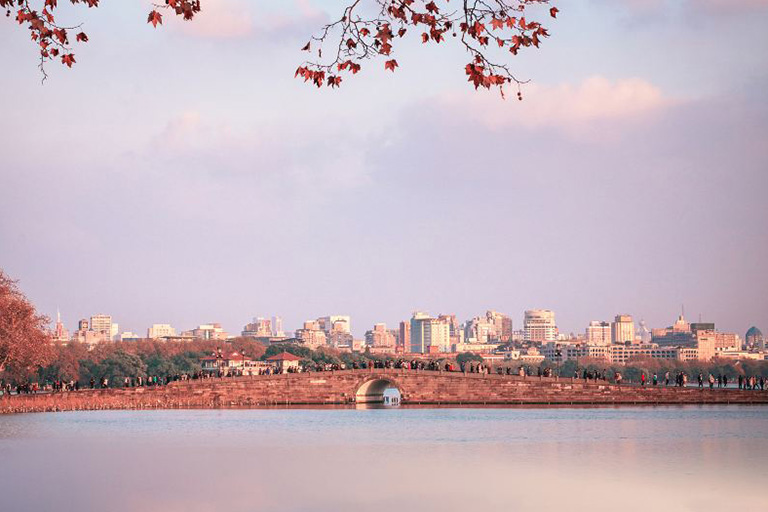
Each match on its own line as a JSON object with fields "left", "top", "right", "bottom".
{"left": 0, "top": 406, "right": 766, "bottom": 512}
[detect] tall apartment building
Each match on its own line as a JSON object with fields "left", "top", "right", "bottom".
{"left": 585, "top": 321, "right": 611, "bottom": 346}
{"left": 611, "top": 315, "right": 635, "bottom": 344}
{"left": 295, "top": 320, "right": 327, "bottom": 349}
{"left": 90, "top": 314, "right": 118, "bottom": 341}
{"left": 745, "top": 326, "right": 764, "bottom": 351}
{"left": 365, "top": 323, "right": 396, "bottom": 349}
{"left": 147, "top": 323, "right": 176, "bottom": 339}
{"left": 273, "top": 316, "right": 285, "bottom": 337}
{"left": 523, "top": 310, "right": 557, "bottom": 343}
{"left": 317, "top": 316, "right": 351, "bottom": 334}
{"left": 486, "top": 310, "right": 512, "bottom": 342}
{"left": 241, "top": 317, "right": 272, "bottom": 337}
{"left": 183, "top": 323, "right": 228, "bottom": 340}
{"left": 410, "top": 312, "right": 450, "bottom": 354}
{"left": 399, "top": 321, "right": 411, "bottom": 353}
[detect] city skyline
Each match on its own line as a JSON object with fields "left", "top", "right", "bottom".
{"left": 45, "top": 303, "right": 759, "bottom": 343}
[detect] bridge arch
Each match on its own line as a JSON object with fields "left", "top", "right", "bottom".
{"left": 354, "top": 376, "right": 403, "bottom": 405}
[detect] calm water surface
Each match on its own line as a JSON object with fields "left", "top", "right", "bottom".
{"left": 1, "top": 406, "right": 766, "bottom": 511}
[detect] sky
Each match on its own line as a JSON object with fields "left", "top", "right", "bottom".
{"left": 1, "top": 0, "right": 767, "bottom": 338}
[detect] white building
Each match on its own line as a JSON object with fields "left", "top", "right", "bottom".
{"left": 585, "top": 321, "right": 611, "bottom": 346}
{"left": 147, "top": 323, "right": 177, "bottom": 339}
{"left": 410, "top": 312, "right": 451, "bottom": 354}
{"left": 611, "top": 315, "right": 635, "bottom": 344}
{"left": 524, "top": 310, "right": 557, "bottom": 343}
{"left": 90, "top": 314, "right": 118, "bottom": 342}
{"left": 318, "top": 315, "right": 351, "bottom": 334}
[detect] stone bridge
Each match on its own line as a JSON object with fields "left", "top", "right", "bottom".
{"left": 2, "top": 368, "right": 767, "bottom": 414}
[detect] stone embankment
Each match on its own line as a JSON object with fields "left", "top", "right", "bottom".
{"left": 2, "top": 369, "right": 767, "bottom": 414}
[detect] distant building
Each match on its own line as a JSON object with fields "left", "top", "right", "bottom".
{"left": 52, "top": 310, "right": 69, "bottom": 344}
{"left": 183, "top": 323, "right": 228, "bottom": 340}
{"left": 611, "top": 315, "right": 635, "bottom": 344}
{"left": 242, "top": 317, "right": 272, "bottom": 338}
{"left": 273, "top": 316, "right": 284, "bottom": 337}
{"left": 120, "top": 332, "right": 141, "bottom": 342}
{"left": 399, "top": 321, "right": 411, "bottom": 353}
{"left": 295, "top": 320, "right": 327, "bottom": 349}
{"left": 585, "top": 321, "right": 611, "bottom": 346}
{"left": 410, "top": 312, "right": 451, "bottom": 354}
{"left": 317, "top": 316, "right": 351, "bottom": 334}
{"left": 147, "top": 323, "right": 176, "bottom": 339}
{"left": 485, "top": 310, "right": 512, "bottom": 342}
{"left": 266, "top": 352, "right": 302, "bottom": 373}
{"left": 652, "top": 314, "right": 696, "bottom": 347}
{"left": 365, "top": 323, "right": 396, "bottom": 350}
{"left": 201, "top": 350, "right": 269, "bottom": 376}
{"left": 745, "top": 327, "right": 764, "bottom": 351}
{"left": 90, "top": 314, "right": 118, "bottom": 342}
{"left": 523, "top": 310, "right": 557, "bottom": 343}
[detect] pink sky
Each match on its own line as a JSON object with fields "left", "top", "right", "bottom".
{"left": 0, "top": 0, "right": 766, "bottom": 337}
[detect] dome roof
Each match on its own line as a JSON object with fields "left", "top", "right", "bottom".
{"left": 746, "top": 326, "right": 763, "bottom": 337}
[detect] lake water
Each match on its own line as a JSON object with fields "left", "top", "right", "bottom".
{"left": 1, "top": 406, "right": 767, "bottom": 511}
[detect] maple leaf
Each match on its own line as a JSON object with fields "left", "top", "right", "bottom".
{"left": 76, "top": 32, "right": 89, "bottom": 43}
{"left": 425, "top": 2, "right": 438, "bottom": 14}
{"left": 550, "top": 7, "right": 559, "bottom": 19}
{"left": 147, "top": 10, "right": 163, "bottom": 28}
{"left": 301, "top": 41, "right": 310, "bottom": 51}
{"left": 61, "top": 53, "right": 75, "bottom": 68}
{"left": 491, "top": 18, "right": 504, "bottom": 31}
{"left": 421, "top": 32, "right": 429, "bottom": 44}
{"left": 384, "top": 59, "right": 398, "bottom": 72}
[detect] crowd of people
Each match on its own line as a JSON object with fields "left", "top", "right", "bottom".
{"left": 2, "top": 358, "right": 767, "bottom": 395}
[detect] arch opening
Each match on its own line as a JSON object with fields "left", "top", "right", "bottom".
{"left": 355, "top": 379, "right": 401, "bottom": 406}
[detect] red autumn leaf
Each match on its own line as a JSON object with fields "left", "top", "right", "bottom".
{"left": 76, "top": 32, "right": 89, "bottom": 43}
{"left": 550, "top": 7, "right": 559, "bottom": 19}
{"left": 301, "top": 41, "right": 311, "bottom": 51}
{"left": 147, "top": 10, "right": 163, "bottom": 28}
{"left": 61, "top": 53, "right": 75, "bottom": 68}
{"left": 421, "top": 32, "right": 429, "bottom": 43}
{"left": 384, "top": 59, "right": 398, "bottom": 72}
{"left": 491, "top": 18, "right": 504, "bottom": 30}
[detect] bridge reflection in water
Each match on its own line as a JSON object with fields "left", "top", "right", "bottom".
{"left": 355, "top": 378, "right": 401, "bottom": 406}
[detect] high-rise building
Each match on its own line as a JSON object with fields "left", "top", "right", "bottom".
{"left": 365, "top": 323, "right": 396, "bottom": 349}
{"left": 52, "top": 309, "right": 69, "bottom": 344}
{"left": 611, "top": 315, "right": 635, "bottom": 345}
{"left": 183, "top": 323, "right": 228, "bottom": 340}
{"left": 410, "top": 312, "right": 451, "bottom": 354}
{"left": 295, "top": 320, "right": 327, "bottom": 349}
{"left": 745, "top": 327, "right": 764, "bottom": 351}
{"left": 398, "top": 321, "right": 411, "bottom": 353}
{"left": 524, "top": 310, "right": 557, "bottom": 343}
{"left": 273, "top": 316, "right": 284, "bottom": 337}
{"left": 317, "top": 316, "right": 351, "bottom": 334}
{"left": 486, "top": 310, "right": 512, "bottom": 342}
{"left": 585, "top": 321, "right": 611, "bottom": 346}
{"left": 90, "top": 314, "right": 117, "bottom": 341}
{"left": 652, "top": 314, "right": 696, "bottom": 347}
{"left": 242, "top": 317, "right": 272, "bottom": 337}
{"left": 147, "top": 324, "right": 176, "bottom": 339}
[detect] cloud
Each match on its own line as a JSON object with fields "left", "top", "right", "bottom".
{"left": 423, "top": 76, "right": 671, "bottom": 133}
{"left": 177, "top": 0, "right": 254, "bottom": 39}
{"left": 172, "top": 0, "right": 327, "bottom": 40}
